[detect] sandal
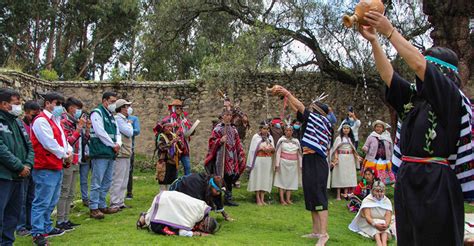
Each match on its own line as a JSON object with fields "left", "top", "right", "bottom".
{"left": 136, "top": 212, "right": 147, "bottom": 229}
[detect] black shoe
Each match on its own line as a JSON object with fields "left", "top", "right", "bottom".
{"left": 120, "top": 204, "right": 132, "bottom": 209}
{"left": 45, "top": 228, "right": 65, "bottom": 238}
{"left": 16, "top": 228, "right": 31, "bottom": 236}
{"left": 66, "top": 220, "right": 81, "bottom": 227}
{"left": 126, "top": 194, "right": 133, "bottom": 200}
{"left": 56, "top": 222, "right": 74, "bottom": 232}
{"left": 33, "top": 234, "right": 48, "bottom": 246}
{"left": 224, "top": 200, "right": 239, "bottom": 206}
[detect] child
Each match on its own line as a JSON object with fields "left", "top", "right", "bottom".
{"left": 348, "top": 167, "right": 378, "bottom": 213}
{"left": 274, "top": 123, "right": 302, "bottom": 205}
{"left": 247, "top": 121, "right": 275, "bottom": 206}
{"left": 330, "top": 123, "right": 360, "bottom": 200}
{"left": 155, "top": 118, "right": 183, "bottom": 191}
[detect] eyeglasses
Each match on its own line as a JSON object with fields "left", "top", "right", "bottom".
{"left": 175, "top": 106, "right": 183, "bottom": 109}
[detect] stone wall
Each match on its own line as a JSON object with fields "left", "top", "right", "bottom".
{"left": 0, "top": 70, "right": 390, "bottom": 164}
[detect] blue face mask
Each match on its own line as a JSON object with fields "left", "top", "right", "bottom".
{"left": 293, "top": 125, "right": 301, "bottom": 130}
{"left": 275, "top": 123, "right": 281, "bottom": 129}
{"left": 74, "top": 109, "right": 82, "bottom": 119}
{"left": 52, "top": 106, "right": 64, "bottom": 117}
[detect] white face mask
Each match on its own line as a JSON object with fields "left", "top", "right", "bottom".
{"left": 107, "top": 103, "right": 117, "bottom": 113}
{"left": 127, "top": 107, "right": 133, "bottom": 115}
{"left": 52, "top": 106, "right": 64, "bottom": 117}
{"left": 9, "top": 104, "right": 23, "bottom": 117}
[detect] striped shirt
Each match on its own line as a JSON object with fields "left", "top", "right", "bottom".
{"left": 297, "top": 109, "right": 332, "bottom": 158}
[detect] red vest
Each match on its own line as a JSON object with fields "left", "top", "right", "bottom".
{"left": 31, "top": 112, "right": 64, "bottom": 170}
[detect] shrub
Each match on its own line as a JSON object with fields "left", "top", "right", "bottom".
{"left": 39, "top": 69, "right": 59, "bottom": 81}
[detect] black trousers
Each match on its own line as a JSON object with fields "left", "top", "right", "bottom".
{"left": 395, "top": 162, "right": 464, "bottom": 246}
{"left": 224, "top": 173, "right": 238, "bottom": 201}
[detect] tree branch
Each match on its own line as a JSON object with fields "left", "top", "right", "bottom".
{"left": 263, "top": 0, "right": 276, "bottom": 21}
{"left": 404, "top": 23, "right": 432, "bottom": 41}
{"left": 290, "top": 59, "right": 317, "bottom": 75}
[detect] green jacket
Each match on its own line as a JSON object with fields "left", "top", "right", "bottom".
{"left": 89, "top": 105, "right": 117, "bottom": 159}
{"left": 0, "top": 110, "right": 34, "bottom": 180}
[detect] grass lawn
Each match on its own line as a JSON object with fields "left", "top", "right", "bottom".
{"left": 15, "top": 169, "right": 474, "bottom": 246}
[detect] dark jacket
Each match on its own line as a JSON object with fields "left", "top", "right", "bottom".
{"left": 0, "top": 110, "right": 34, "bottom": 180}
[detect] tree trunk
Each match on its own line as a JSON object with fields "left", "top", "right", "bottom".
{"left": 45, "top": 0, "right": 59, "bottom": 70}
{"left": 129, "top": 36, "right": 136, "bottom": 80}
{"left": 100, "top": 65, "right": 105, "bottom": 81}
{"left": 55, "top": 0, "right": 64, "bottom": 60}
{"left": 33, "top": 14, "right": 42, "bottom": 68}
{"left": 422, "top": 0, "right": 474, "bottom": 89}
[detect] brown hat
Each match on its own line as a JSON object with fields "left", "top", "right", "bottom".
{"left": 168, "top": 99, "right": 183, "bottom": 107}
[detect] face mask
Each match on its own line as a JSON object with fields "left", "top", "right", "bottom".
{"left": 52, "top": 106, "right": 64, "bottom": 117}
{"left": 293, "top": 125, "right": 300, "bottom": 130}
{"left": 9, "top": 104, "right": 23, "bottom": 117}
{"left": 127, "top": 107, "right": 133, "bottom": 115}
{"left": 107, "top": 103, "right": 116, "bottom": 113}
{"left": 275, "top": 123, "right": 281, "bottom": 129}
{"left": 74, "top": 109, "right": 82, "bottom": 119}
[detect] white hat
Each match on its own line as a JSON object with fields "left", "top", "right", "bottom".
{"left": 115, "top": 99, "right": 132, "bottom": 109}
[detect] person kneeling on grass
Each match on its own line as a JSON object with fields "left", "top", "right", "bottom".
{"left": 169, "top": 173, "right": 234, "bottom": 221}
{"left": 349, "top": 181, "right": 392, "bottom": 246}
{"left": 136, "top": 191, "right": 218, "bottom": 237}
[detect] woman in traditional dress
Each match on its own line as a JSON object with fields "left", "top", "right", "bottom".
{"left": 155, "top": 118, "right": 183, "bottom": 191}
{"left": 247, "top": 121, "right": 275, "bottom": 206}
{"left": 274, "top": 123, "right": 302, "bottom": 205}
{"left": 362, "top": 120, "right": 394, "bottom": 184}
{"left": 349, "top": 181, "right": 393, "bottom": 246}
{"left": 330, "top": 123, "right": 360, "bottom": 200}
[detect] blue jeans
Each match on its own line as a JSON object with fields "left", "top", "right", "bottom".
{"left": 79, "top": 162, "right": 91, "bottom": 201}
{"left": 0, "top": 179, "right": 23, "bottom": 246}
{"left": 31, "top": 169, "right": 62, "bottom": 236}
{"left": 89, "top": 159, "right": 115, "bottom": 210}
{"left": 16, "top": 175, "right": 34, "bottom": 231}
{"left": 180, "top": 155, "right": 191, "bottom": 175}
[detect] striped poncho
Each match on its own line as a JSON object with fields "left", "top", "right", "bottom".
{"left": 392, "top": 91, "right": 474, "bottom": 200}
{"left": 300, "top": 110, "right": 332, "bottom": 159}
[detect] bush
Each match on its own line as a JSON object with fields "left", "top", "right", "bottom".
{"left": 39, "top": 69, "right": 59, "bottom": 81}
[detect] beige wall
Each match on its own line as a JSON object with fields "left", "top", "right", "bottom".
{"left": 0, "top": 70, "right": 390, "bottom": 164}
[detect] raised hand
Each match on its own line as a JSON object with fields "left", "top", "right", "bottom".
{"left": 358, "top": 25, "right": 377, "bottom": 42}
{"left": 364, "top": 11, "right": 394, "bottom": 37}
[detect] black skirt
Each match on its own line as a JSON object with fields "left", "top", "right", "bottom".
{"left": 395, "top": 162, "right": 464, "bottom": 246}
{"left": 302, "top": 153, "right": 329, "bottom": 211}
